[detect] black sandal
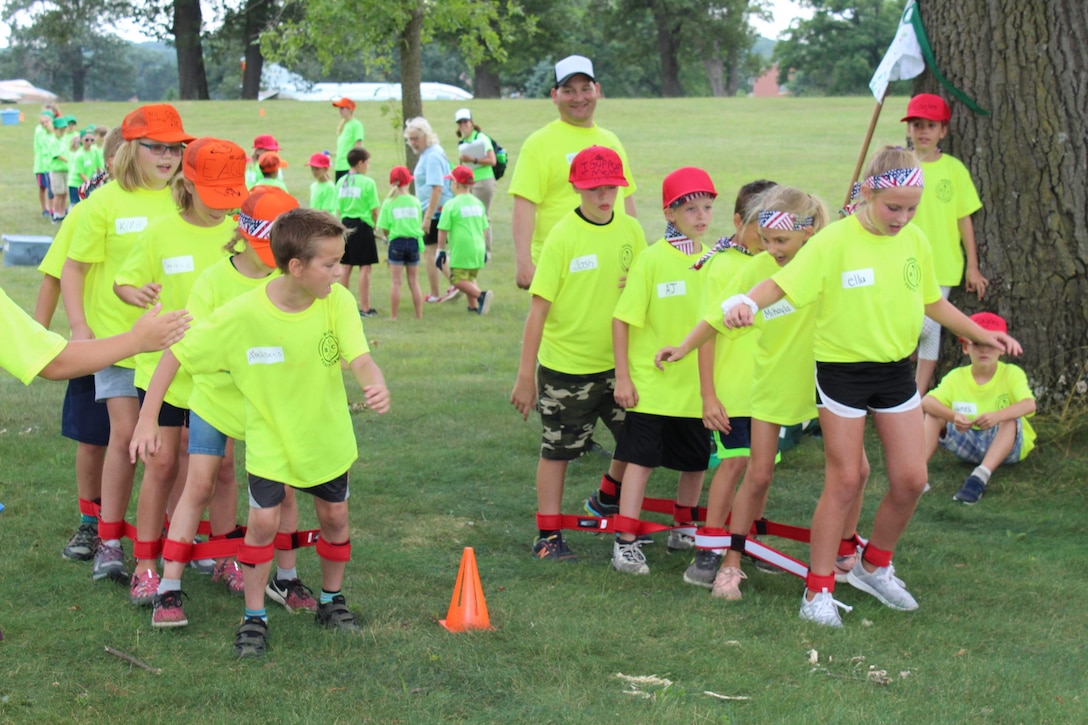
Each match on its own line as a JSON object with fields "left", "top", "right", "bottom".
{"left": 233, "top": 617, "right": 268, "bottom": 657}
{"left": 315, "top": 595, "right": 360, "bottom": 632}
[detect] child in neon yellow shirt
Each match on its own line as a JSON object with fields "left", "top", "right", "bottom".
{"left": 923, "top": 312, "right": 1035, "bottom": 505}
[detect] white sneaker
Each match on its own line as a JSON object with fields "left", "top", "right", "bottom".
{"left": 799, "top": 588, "right": 853, "bottom": 628}
{"left": 847, "top": 560, "right": 919, "bottom": 611}
{"left": 612, "top": 539, "right": 649, "bottom": 575}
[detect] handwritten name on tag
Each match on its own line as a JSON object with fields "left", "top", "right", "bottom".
{"left": 952, "top": 401, "right": 978, "bottom": 416}
{"left": 569, "top": 254, "right": 599, "bottom": 273}
{"left": 115, "top": 217, "right": 148, "bottom": 235}
{"left": 247, "top": 347, "right": 285, "bottom": 365}
{"left": 392, "top": 207, "right": 418, "bottom": 220}
{"left": 761, "top": 299, "right": 796, "bottom": 321}
{"left": 161, "top": 256, "right": 195, "bottom": 275}
{"left": 841, "top": 268, "right": 875, "bottom": 289}
{"left": 657, "top": 280, "right": 686, "bottom": 298}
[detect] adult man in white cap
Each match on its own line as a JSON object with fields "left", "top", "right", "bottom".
{"left": 508, "top": 54, "right": 638, "bottom": 290}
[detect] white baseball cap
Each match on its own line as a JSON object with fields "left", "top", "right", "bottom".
{"left": 454, "top": 108, "right": 472, "bottom": 122}
{"left": 554, "top": 55, "right": 595, "bottom": 87}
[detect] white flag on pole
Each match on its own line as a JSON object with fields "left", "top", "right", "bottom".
{"left": 869, "top": 0, "right": 925, "bottom": 101}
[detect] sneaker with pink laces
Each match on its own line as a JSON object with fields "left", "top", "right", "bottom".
{"left": 710, "top": 566, "right": 748, "bottom": 600}
{"left": 130, "top": 568, "right": 161, "bottom": 606}
{"left": 151, "top": 590, "right": 188, "bottom": 628}
{"left": 212, "top": 559, "right": 245, "bottom": 596}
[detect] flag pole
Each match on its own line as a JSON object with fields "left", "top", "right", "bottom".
{"left": 844, "top": 89, "right": 888, "bottom": 209}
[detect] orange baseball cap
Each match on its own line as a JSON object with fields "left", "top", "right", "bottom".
{"left": 252, "top": 133, "right": 280, "bottom": 151}
{"left": 183, "top": 138, "right": 249, "bottom": 210}
{"left": 569, "top": 146, "right": 628, "bottom": 189}
{"left": 332, "top": 97, "right": 356, "bottom": 111}
{"left": 389, "top": 166, "right": 414, "bottom": 186}
{"left": 258, "top": 151, "right": 288, "bottom": 173}
{"left": 121, "top": 104, "right": 195, "bottom": 143}
{"left": 445, "top": 165, "right": 475, "bottom": 185}
{"left": 236, "top": 186, "right": 299, "bottom": 267}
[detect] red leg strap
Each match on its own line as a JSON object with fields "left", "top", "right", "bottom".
{"left": 133, "top": 538, "right": 163, "bottom": 560}
{"left": 97, "top": 519, "right": 126, "bottom": 541}
{"left": 78, "top": 498, "right": 99, "bottom": 517}
{"left": 237, "top": 542, "right": 275, "bottom": 566}
{"left": 316, "top": 537, "right": 351, "bottom": 562}
{"left": 599, "top": 473, "right": 620, "bottom": 497}
{"left": 161, "top": 539, "right": 194, "bottom": 563}
{"left": 862, "top": 543, "right": 893, "bottom": 568}
{"left": 535, "top": 513, "right": 564, "bottom": 531}
{"left": 806, "top": 571, "right": 836, "bottom": 593}
{"left": 838, "top": 537, "right": 860, "bottom": 556}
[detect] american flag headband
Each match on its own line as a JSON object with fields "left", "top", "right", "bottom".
{"left": 238, "top": 211, "right": 273, "bottom": 240}
{"left": 757, "top": 210, "right": 814, "bottom": 231}
{"left": 862, "top": 167, "right": 924, "bottom": 190}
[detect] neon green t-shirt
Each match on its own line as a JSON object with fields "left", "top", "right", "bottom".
{"left": 71, "top": 146, "right": 98, "bottom": 184}
{"left": 437, "top": 193, "right": 488, "bottom": 269}
{"left": 507, "top": 119, "right": 636, "bottom": 264}
{"left": 184, "top": 256, "right": 280, "bottom": 440}
{"left": 458, "top": 130, "right": 496, "bottom": 182}
{"left": 337, "top": 172, "right": 380, "bottom": 223}
{"left": 48, "top": 134, "right": 68, "bottom": 172}
{"left": 310, "top": 180, "right": 338, "bottom": 214}
{"left": 335, "top": 118, "right": 365, "bottom": 172}
{"left": 246, "top": 161, "right": 283, "bottom": 189}
{"left": 530, "top": 209, "right": 646, "bottom": 375}
{"left": 94, "top": 145, "right": 105, "bottom": 172}
{"left": 0, "top": 286, "right": 67, "bottom": 385}
{"left": 173, "top": 283, "right": 370, "bottom": 488}
{"left": 614, "top": 238, "right": 707, "bottom": 418}
{"left": 377, "top": 194, "right": 424, "bottom": 243}
{"left": 114, "top": 214, "right": 233, "bottom": 406}
{"left": 773, "top": 215, "right": 941, "bottom": 363}
{"left": 68, "top": 182, "right": 178, "bottom": 366}
{"left": 701, "top": 248, "right": 758, "bottom": 416}
{"left": 253, "top": 177, "right": 288, "bottom": 192}
{"left": 724, "top": 253, "right": 816, "bottom": 426}
{"left": 911, "top": 153, "right": 982, "bottom": 286}
{"left": 929, "top": 361, "right": 1036, "bottom": 457}
{"left": 33, "top": 125, "right": 51, "bottom": 174}
{"left": 39, "top": 201, "right": 89, "bottom": 279}
{"left": 63, "top": 132, "right": 79, "bottom": 178}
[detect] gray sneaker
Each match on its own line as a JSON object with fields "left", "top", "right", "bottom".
{"left": 683, "top": 549, "right": 722, "bottom": 588}
{"left": 63, "top": 522, "right": 99, "bottom": 561}
{"left": 667, "top": 529, "right": 695, "bottom": 552}
{"left": 92, "top": 542, "right": 128, "bottom": 582}
{"left": 846, "top": 560, "right": 919, "bottom": 611}
{"left": 187, "top": 536, "right": 216, "bottom": 574}
{"left": 612, "top": 539, "right": 649, "bottom": 575}
{"left": 799, "top": 589, "right": 853, "bottom": 627}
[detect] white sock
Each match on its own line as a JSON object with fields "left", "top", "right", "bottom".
{"left": 105, "top": 539, "right": 121, "bottom": 548}
{"left": 158, "top": 578, "right": 182, "bottom": 595}
{"left": 972, "top": 465, "right": 992, "bottom": 485}
{"left": 276, "top": 567, "right": 297, "bottom": 581}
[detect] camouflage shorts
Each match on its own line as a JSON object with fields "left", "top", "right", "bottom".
{"left": 537, "top": 365, "right": 625, "bottom": 461}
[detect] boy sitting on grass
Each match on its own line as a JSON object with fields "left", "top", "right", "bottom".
{"left": 437, "top": 165, "right": 492, "bottom": 314}
{"left": 922, "top": 312, "right": 1036, "bottom": 504}
{"left": 169, "top": 208, "right": 390, "bottom": 657}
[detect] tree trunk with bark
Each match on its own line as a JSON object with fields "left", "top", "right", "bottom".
{"left": 651, "top": 3, "right": 683, "bottom": 97}
{"left": 920, "top": 0, "right": 1088, "bottom": 409}
{"left": 703, "top": 38, "right": 725, "bottom": 97}
{"left": 68, "top": 43, "right": 86, "bottom": 101}
{"left": 400, "top": 5, "right": 424, "bottom": 173}
{"left": 473, "top": 61, "right": 501, "bottom": 98}
{"left": 241, "top": 0, "right": 272, "bottom": 100}
{"left": 173, "top": 0, "right": 209, "bottom": 100}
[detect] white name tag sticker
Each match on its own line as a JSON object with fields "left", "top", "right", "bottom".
{"left": 569, "top": 254, "right": 599, "bottom": 273}
{"left": 161, "top": 255, "right": 195, "bottom": 275}
{"left": 952, "top": 401, "right": 978, "bottom": 416}
{"left": 460, "top": 206, "right": 484, "bottom": 218}
{"left": 247, "top": 347, "right": 285, "bottom": 365}
{"left": 392, "top": 207, "right": 417, "bottom": 220}
{"left": 657, "top": 280, "right": 687, "bottom": 298}
{"left": 761, "top": 299, "right": 796, "bottom": 321}
{"left": 115, "top": 217, "right": 148, "bottom": 235}
{"left": 842, "top": 268, "right": 875, "bottom": 289}
{"left": 339, "top": 186, "right": 361, "bottom": 198}
{"left": 566, "top": 152, "right": 579, "bottom": 165}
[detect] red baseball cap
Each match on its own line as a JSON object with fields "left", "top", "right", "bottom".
{"left": 306, "top": 152, "right": 331, "bottom": 169}
{"left": 662, "top": 167, "right": 717, "bottom": 208}
{"left": 445, "top": 165, "right": 475, "bottom": 185}
{"left": 332, "top": 97, "right": 356, "bottom": 111}
{"left": 901, "top": 93, "right": 951, "bottom": 123}
{"left": 253, "top": 134, "right": 280, "bottom": 151}
{"left": 569, "top": 146, "right": 628, "bottom": 189}
{"left": 959, "top": 311, "right": 1008, "bottom": 343}
{"left": 182, "top": 138, "right": 249, "bottom": 210}
{"left": 258, "top": 151, "right": 288, "bottom": 173}
{"left": 389, "top": 166, "right": 414, "bottom": 186}
{"left": 236, "top": 186, "right": 300, "bottom": 267}
{"left": 121, "top": 104, "right": 195, "bottom": 143}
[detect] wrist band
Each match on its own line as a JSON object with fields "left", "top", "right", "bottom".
{"left": 721, "top": 294, "right": 759, "bottom": 317}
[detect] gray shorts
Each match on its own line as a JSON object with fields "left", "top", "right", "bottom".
{"left": 247, "top": 472, "right": 350, "bottom": 509}
{"left": 94, "top": 365, "right": 137, "bottom": 402}
{"left": 939, "top": 420, "right": 1024, "bottom": 465}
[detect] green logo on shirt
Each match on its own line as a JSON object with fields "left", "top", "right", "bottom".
{"left": 936, "top": 179, "right": 953, "bottom": 203}
{"left": 319, "top": 331, "right": 340, "bottom": 367}
{"left": 996, "top": 394, "right": 1011, "bottom": 409}
{"left": 903, "top": 256, "right": 921, "bottom": 291}
{"left": 619, "top": 244, "right": 633, "bottom": 272}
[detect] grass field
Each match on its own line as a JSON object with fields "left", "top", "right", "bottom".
{"left": 1, "top": 97, "right": 1086, "bottom": 723}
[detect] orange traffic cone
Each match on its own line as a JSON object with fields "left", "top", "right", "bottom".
{"left": 439, "top": 547, "right": 492, "bottom": 632}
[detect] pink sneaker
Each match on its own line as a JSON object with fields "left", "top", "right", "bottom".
{"left": 212, "top": 559, "right": 245, "bottom": 596}
{"left": 151, "top": 590, "right": 188, "bottom": 628}
{"left": 130, "top": 568, "right": 161, "bottom": 606}
{"left": 710, "top": 566, "right": 747, "bottom": 600}
{"left": 266, "top": 577, "right": 318, "bottom": 612}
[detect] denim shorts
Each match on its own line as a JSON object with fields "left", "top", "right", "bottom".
{"left": 188, "top": 410, "right": 228, "bottom": 457}
{"left": 94, "top": 365, "right": 137, "bottom": 402}
{"left": 388, "top": 236, "right": 421, "bottom": 266}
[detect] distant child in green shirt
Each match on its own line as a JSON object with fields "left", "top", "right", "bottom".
{"left": 254, "top": 152, "right": 289, "bottom": 191}
{"left": 336, "top": 147, "right": 381, "bottom": 316}
{"left": 923, "top": 312, "right": 1035, "bottom": 505}
{"left": 376, "top": 165, "right": 425, "bottom": 320}
{"left": 436, "top": 165, "right": 492, "bottom": 314}
{"left": 306, "top": 152, "right": 337, "bottom": 215}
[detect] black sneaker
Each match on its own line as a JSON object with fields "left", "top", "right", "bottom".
{"left": 953, "top": 475, "right": 986, "bottom": 504}
{"left": 531, "top": 534, "right": 577, "bottom": 562}
{"left": 315, "top": 594, "right": 360, "bottom": 632}
{"left": 233, "top": 617, "right": 269, "bottom": 657}
{"left": 63, "top": 522, "right": 99, "bottom": 561}
{"left": 584, "top": 492, "right": 618, "bottom": 517}
{"left": 477, "top": 290, "right": 492, "bottom": 315}
{"left": 683, "top": 549, "right": 723, "bottom": 589}
{"left": 266, "top": 577, "right": 318, "bottom": 613}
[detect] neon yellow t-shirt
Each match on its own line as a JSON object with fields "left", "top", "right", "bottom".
{"left": 114, "top": 214, "right": 233, "bottom": 406}
{"left": 0, "top": 286, "right": 67, "bottom": 385}
{"left": 701, "top": 248, "right": 759, "bottom": 416}
{"left": 929, "top": 362, "right": 1036, "bottom": 457}
{"left": 724, "top": 253, "right": 816, "bottom": 425}
{"left": 184, "top": 257, "right": 280, "bottom": 440}
{"left": 39, "top": 201, "right": 89, "bottom": 280}
{"left": 377, "top": 194, "right": 425, "bottom": 245}
{"left": 774, "top": 215, "right": 941, "bottom": 363}
{"left": 336, "top": 172, "right": 380, "bottom": 223}
{"left": 614, "top": 238, "right": 707, "bottom": 417}
{"left": 335, "top": 119, "right": 365, "bottom": 172}
{"left": 310, "top": 180, "right": 338, "bottom": 214}
{"left": 911, "top": 153, "right": 982, "bottom": 286}
{"left": 437, "top": 193, "right": 489, "bottom": 269}
{"left": 506, "top": 119, "right": 636, "bottom": 264}
{"left": 67, "top": 183, "right": 178, "bottom": 366}
{"left": 530, "top": 209, "right": 645, "bottom": 375}
{"left": 173, "top": 283, "right": 370, "bottom": 488}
